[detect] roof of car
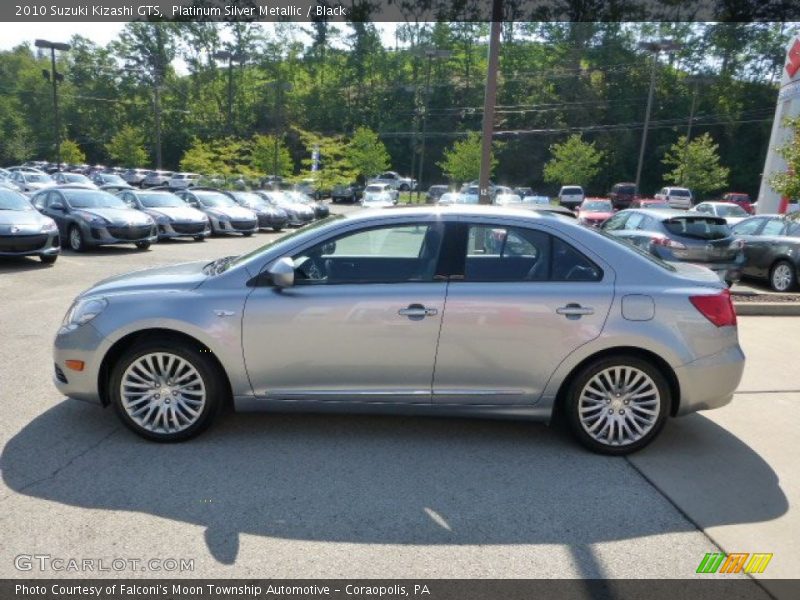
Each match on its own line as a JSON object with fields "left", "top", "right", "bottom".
{"left": 344, "top": 204, "right": 584, "bottom": 224}
{"left": 624, "top": 207, "right": 708, "bottom": 219}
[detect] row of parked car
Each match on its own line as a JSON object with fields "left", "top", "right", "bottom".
{"left": 0, "top": 183, "right": 328, "bottom": 264}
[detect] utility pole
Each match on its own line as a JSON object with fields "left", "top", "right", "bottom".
{"left": 634, "top": 39, "right": 682, "bottom": 194}
{"left": 478, "top": 0, "right": 503, "bottom": 205}
{"left": 266, "top": 80, "right": 292, "bottom": 177}
{"left": 213, "top": 51, "right": 248, "bottom": 134}
{"left": 153, "top": 79, "right": 163, "bottom": 169}
{"left": 414, "top": 48, "right": 451, "bottom": 202}
{"left": 35, "top": 39, "right": 70, "bottom": 166}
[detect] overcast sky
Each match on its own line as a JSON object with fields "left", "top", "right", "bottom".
{"left": 0, "top": 23, "right": 127, "bottom": 50}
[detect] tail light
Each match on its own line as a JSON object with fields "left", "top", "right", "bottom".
{"left": 690, "top": 289, "right": 737, "bottom": 327}
{"left": 651, "top": 236, "right": 686, "bottom": 250}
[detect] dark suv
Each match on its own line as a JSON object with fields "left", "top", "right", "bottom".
{"left": 602, "top": 208, "right": 745, "bottom": 284}
{"left": 609, "top": 182, "right": 638, "bottom": 210}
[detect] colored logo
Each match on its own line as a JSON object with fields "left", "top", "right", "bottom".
{"left": 696, "top": 552, "right": 772, "bottom": 574}
{"left": 787, "top": 39, "right": 800, "bottom": 78}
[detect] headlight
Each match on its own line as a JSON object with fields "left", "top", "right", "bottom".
{"left": 40, "top": 220, "right": 58, "bottom": 232}
{"left": 155, "top": 215, "right": 169, "bottom": 225}
{"left": 74, "top": 211, "right": 106, "bottom": 226}
{"left": 60, "top": 297, "right": 108, "bottom": 332}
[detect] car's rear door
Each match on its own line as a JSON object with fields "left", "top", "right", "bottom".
{"left": 432, "top": 220, "right": 614, "bottom": 405}
{"left": 242, "top": 219, "right": 447, "bottom": 403}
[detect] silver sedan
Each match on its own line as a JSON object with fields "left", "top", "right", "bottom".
{"left": 52, "top": 206, "right": 745, "bottom": 454}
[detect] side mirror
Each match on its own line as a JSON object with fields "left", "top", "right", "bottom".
{"left": 268, "top": 257, "right": 295, "bottom": 288}
{"left": 50, "top": 202, "right": 64, "bottom": 211}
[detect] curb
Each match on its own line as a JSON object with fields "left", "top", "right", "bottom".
{"left": 733, "top": 302, "right": 800, "bottom": 316}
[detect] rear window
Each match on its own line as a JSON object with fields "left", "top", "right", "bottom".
{"left": 670, "top": 189, "right": 691, "bottom": 197}
{"left": 614, "top": 185, "right": 636, "bottom": 194}
{"left": 562, "top": 187, "right": 582, "bottom": 194}
{"left": 663, "top": 217, "right": 730, "bottom": 240}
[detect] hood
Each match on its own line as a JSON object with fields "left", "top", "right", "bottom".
{"left": 80, "top": 261, "right": 209, "bottom": 298}
{"left": 27, "top": 181, "right": 55, "bottom": 190}
{"left": 205, "top": 206, "right": 256, "bottom": 220}
{"left": 363, "top": 199, "right": 394, "bottom": 208}
{"left": 0, "top": 209, "right": 49, "bottom": 229}
{"left": 146, "top": 206, "right": 208, "bottom": 222}
{"left": 73, "top": 207, "right": 153, "bottom": 226}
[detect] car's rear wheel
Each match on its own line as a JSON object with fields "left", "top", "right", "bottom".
{"left": 68, "top": 226, "right": 86, "bottom": 252}
{"left": 770, "top": 260, "right": 796, "bottom": 292}
{"left": 564, "top": 355, "right": 670, "bottom": 455}
{"left": 40, "top": 254, "right": 57, "bottom": 264}
{"left": 110, "top": 341, "right": 223, "bottom": 442}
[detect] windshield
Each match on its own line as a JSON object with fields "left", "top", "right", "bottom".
{"left": 0, "top": 189, "right": 33, "bottom": 210}
{"left": 365, "top": 185, "right": 385, "bottom": 193}
{"left": 139, "top": 192, "right": 186, "bottom": 208}
{"left": 716, "top": 204, "right": 747, "bottom": 217}
{"left": 663, "top": 217, "right": 730, "bottom": 240}
{"left": 232, "top": 192, "right": 267, "bottom": 207}
{"left": 594, "top": 227, "right": 676, "bottom": 272}
{"left": 64, "top": 190, "right": 127, "bottom": 209}
{"left": 582, "top": 200, "right": 613, "bottom": 211}
{"left": 26, "top": 174, "right": 52, "bottom": 183}
{"left": 195, "top": 192, "right": 236, "bottom": 208}
{"left": 64, "top": 174, "right": 91, "bottom": 183}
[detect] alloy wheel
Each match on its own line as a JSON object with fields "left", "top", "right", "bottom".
{"left": 577, "top": 366, "right": 660, "bottom": 447}
{"left": 771, "top": 263, "right": 793, "bottom": 292}
{"left": 120, "top": 352, "right": 206, "bottom": 434}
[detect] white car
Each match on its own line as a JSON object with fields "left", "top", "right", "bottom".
{"left": 8, "top": 171, "right": 55, "bottom": 193}
{"left": 655, "top": 186, "right": 693, "bottom": 210}
{"left": 494, "top": 193, "right": 523, "bottom": 206}
{"left": 690, "top": 201, "right": 749, "bottom": 225}
{"left": 362, "top": 183, "right": 398, "bottom": 207}
{"left": 558, "top": 185, "right": 585, "bottom": 209}
{"left": 367, "top": 171, "right": 416, "bottom": 191}
{"left": 168, "top": 172, "right": 202, "bottom": 189}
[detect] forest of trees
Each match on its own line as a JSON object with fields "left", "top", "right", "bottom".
{"left": 0, "top": 20, "right": 793, "bottom": 197}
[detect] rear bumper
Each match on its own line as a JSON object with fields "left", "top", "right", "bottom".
{"left": 674, "top": 344, "right": 745, "bottom": 416}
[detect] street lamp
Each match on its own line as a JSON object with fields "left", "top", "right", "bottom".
{"left": 213, "top": 50, "right": 249, "bottom": 133}
{"left": 634, "top": 39, "right": 682, "bottom": 193}
{"left": 35, "top": 39, "right": 70, "bottom": 166}
{"left": 412, "top": 47, "right": 452, "bottom": 202}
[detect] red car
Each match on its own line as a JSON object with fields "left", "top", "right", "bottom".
{"left": 721, "top": 192, "right": 754, "bottom": 214}
{"left": 576, "top": 198, "right": 615, "bottom": 227}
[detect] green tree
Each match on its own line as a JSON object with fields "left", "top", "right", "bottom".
{"left": 250, "top": 134, "right": 293, "bottom": 177}
{"left": 106, "top": 125, "right": 149, "bottom": 166}
{"left": 179, "top": 137, "right": 218, "bottom": 173}
{"left": 59, "top": 139, "right": 86, "bottom": 164}
{"left": 770, "top": 117, "right": 800, "bottom": 202}
{"left": 296, "top": 130, "right": 355, "bottom": 189}
{"left": 543, "top": 134, "right": 605, "bottom": 189}
{"left": 345, "top": 127, "right": 390, "bottom": 183}
{"left": 662, "top": 133, "right": 729, "bottom": 196}
{"left": 437, "top": 132, "right": 498, "bottom": 184}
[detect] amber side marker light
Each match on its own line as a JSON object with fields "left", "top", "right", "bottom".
{"left": 65, "top": 360, "right": 85, "bottom": 372}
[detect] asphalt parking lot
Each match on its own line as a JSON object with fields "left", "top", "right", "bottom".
{"left": 0, "top": 202, "right": 797, "bottom": 596}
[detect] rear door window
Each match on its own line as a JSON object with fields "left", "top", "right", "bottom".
{"left": 731, "top": 218, "right": 764, "bottom": 235}
{"left": 761, "top": 219, "right": 785, "bottom": 236}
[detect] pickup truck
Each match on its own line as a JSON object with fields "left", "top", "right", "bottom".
{"left": 367, "top": 171, "right": 417, "bottom": 191}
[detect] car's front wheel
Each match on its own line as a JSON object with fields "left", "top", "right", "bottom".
{"left": 770, "top": 260, "right": 796, "bottom": 292}
{"left": 135, "top": 241, "right": 151, "bottom": 250}
{"left": 40, "top": 254, "right": 58, "bottom": 264}
{"left": 68, "top": 225, "right": 86, "bottom": 252}
{"left": 110, "top": 341, "right": 223, "bottom": 442}
{"left": 564, "top": 355, "right": 670, "bottom": 455}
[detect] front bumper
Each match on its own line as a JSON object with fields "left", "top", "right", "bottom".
{"left": 0, "top": 232, "right": 60, "bottom": 257}
{"left": 53, "top": 322, "right": 109, "bottom": 405}
{"left": 673, "top": 344, "right": 745, "bottom": 416}
{"left": 86, "top": 223, "right": 157, "bottom": 247}
{"left": 211, "top": 218, "right": 259, "bottom": 235}
{"left": 256, "top": 213, "right": 289, "bottom": 230}
{"left": 156, "top": 222, "right": 210, "bottom": 240}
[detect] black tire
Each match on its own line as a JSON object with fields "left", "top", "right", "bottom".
{"left": 40, "top": 254, "right": 58, "bottom": 264}
{"left": 109, "top": 339, "right": 224, "bottom": 442}
{"left": 68, "top": 225, "right": 86, "bottom": 252}
{"left": 194, "top": 235, "right": 205, "bottom": 242}
{"left": 563, "top": 354, "right": 671, "bottom": 455}
{"left": 399, "top": 184, "right": 409, "bottom": 192}
{"left": 243, "top": 231, "right": 253, "bottom": 237}
{"left": 135, "top": 241, "right": 151, "bottom": 250}
{"left": 272, "top": 226, "right": 283, "bottom": 232}
{"left": 769, "top": 260, "right": 797, "bottom": 292}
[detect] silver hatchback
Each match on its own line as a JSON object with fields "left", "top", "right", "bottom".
{"left": 53, "top": 207, "right": 745, "bottom": 454}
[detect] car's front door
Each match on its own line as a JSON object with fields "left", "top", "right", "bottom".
{"left": 432, "top": 221, "right": 614, "bottom": 405}
{"left": 242, "top": 221, "right": 447, "bottom": 402}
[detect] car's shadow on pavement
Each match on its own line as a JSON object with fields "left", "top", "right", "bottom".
{"left": 1, "top": 400, "right": 788, "bottom": 569}
{"left": 0, "top": 256, "right": 56, "bottom": 273}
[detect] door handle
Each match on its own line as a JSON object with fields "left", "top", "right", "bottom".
{"left": 398, "top": 304, "right": 438, "bottom": 318}
{"left": 556, "top": 303, "right": 594, "bottom": 317}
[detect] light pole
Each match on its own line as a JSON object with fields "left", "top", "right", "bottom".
{"left": 265, "top": 80, "right": 292, "bottom": 177}
{"left": 413, "top": 47, "right": 451, "bottom": 202}
{"left": 478, "top": 0, "right": 503, "bottom": 205}
{"left": 35, "top": 39, "right": 70, "bottom": 166}
{"left": 634, "top": 39, "right": 681, "bottom": 193}
{"left": 213, "top": 50, "right": 248, "bottom": 134}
